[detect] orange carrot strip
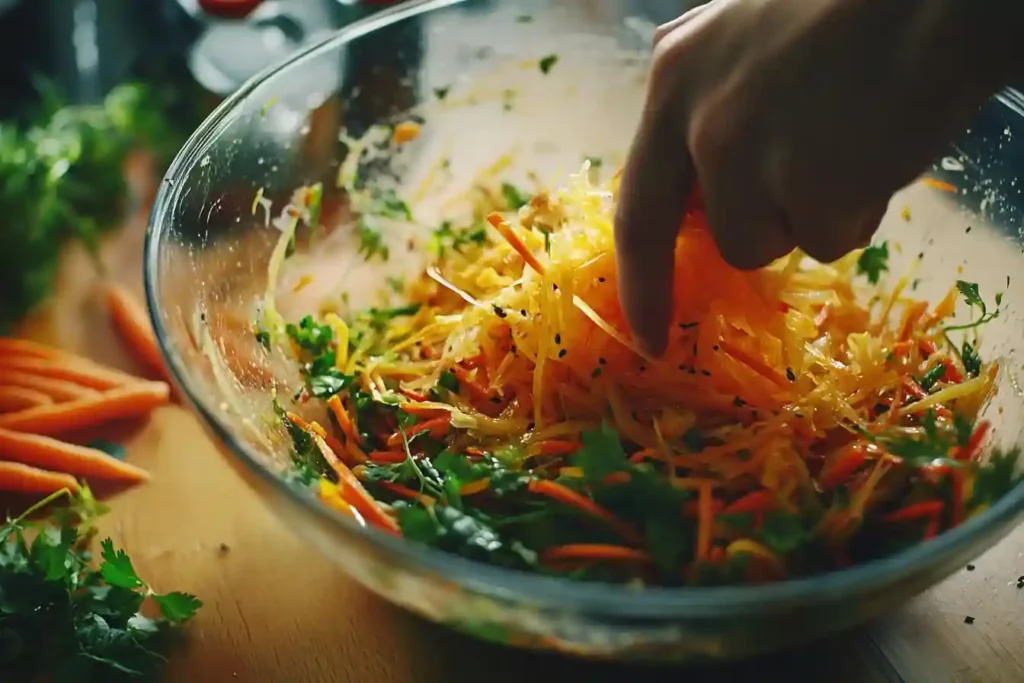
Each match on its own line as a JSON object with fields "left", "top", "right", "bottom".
{"left": 398, "top": 402, "right": 449, "bottom": 418}
{"left": 891, "top": 340, "right": 914, "bottom": 358}
{"left": 820, "top": 445, "right": 869, "bottom": 490}
{"left": 898, "top": 301, "right": 929, "bottom": 342}
{"left": 722, "top": 490, "right": 777, "bottom": 515}
{"left": 459, "top": 478, "right": 491, "bottom": 496}
{"left": 696, "top": 483, "right": 713, "bottom": 561}
{"left": 883, "top": 500, "right": 944, "bottom": 522}
{"left": 392, "top": 121, "right": 421, "bottom": 144}
{"left": 487, "top": 212, "right": 546, "bottom": 275}
{"left": 532, "top": 440, "right": 583, "bottom": 456}
{"left": 0, "top": 338, "right": 68, "bottom": 359}
{"left": 327, "top": 395, "right": 359, "bottom": 444}
{"left": 718, "top": 339, "right": 788, "bottom": 388}
{"left": 0, "top": 386, "right": 52, "bottom": 412}
{"left": 541, "top": 544, "right": 652, "bottom": 564}
{"left": 956, "top": 421, "right": 990, "bottom": 462}
{"left": 285, "top": 412, "right": 346, "bottom": 460}
{"left": 922, "top": 177, "right": 957, "bottom": 193}
{"left": 0, "top": 428, "right": 149, "bottom": 482}
{"left": 104, "top": 283, "right": 168, "bottom": 379}
{"left": 0, "top": 461, "right": 80, "bottom": 494}
{"left": 0, "top": 356, "right": 136, "bottom": 390}
{"left": 0, "top": 381, "right": 170, "bottom": 435}
{"left": 528, "top": 479, "right": 643, "bottom": 545}
{"left": 368, "top": 450, "right": 407, "bottom": 464}
{"left": 400, "top": 388, "right": 428, "bottom": 402}
{"left": 386, "top": 415, "right": 452, "bottom": 448}
{"left": 1, "top": 370, "right": 100, "bottom": 401}
{"left": 312, "top": 434, "right": 400, "bottom": 535}
{"left": 452, "top": 366, "right": 493, "bottom": 404}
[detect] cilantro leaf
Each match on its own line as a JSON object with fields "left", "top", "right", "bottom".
{"left": 538, "top": 54, "right": 559, "bottom": 74}
{"left": 856, "top": 242, "right": 889, "bottom": 285}
{"left": 962, "top": 340, "right": 982, "bottom": 378}
{"left": 956, "top": 280, "right": 983, "bottom": 309}
{"left": 500, "top": 182, "right": 530, "bottom": 210}
{"left": 438, "top": 370, "right": 460, "bottom": 393}
{"left": 918, "top": 363, "right": 947, "bottom": 391}
{"left": 308, "top": 369, "right": 352, "bottom": 399}
{"left": 153, "top": 592, "right": 203, "bottom": 624}
{"left": 756, "top": 512, "right": 809, "bottom": 553}
{"left": 98, "top": 539, "right": 143, "bottom": 590}
{"left": 398, "top": 504, "right": 538, "bottom": 569}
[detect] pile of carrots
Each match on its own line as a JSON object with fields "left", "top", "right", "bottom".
{"left": 0, "top": 284, "right": 170, "bottom": 495}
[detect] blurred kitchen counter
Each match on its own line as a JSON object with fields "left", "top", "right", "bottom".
{"left": 17, "top": 184, "right": 1024, "bottom": 683}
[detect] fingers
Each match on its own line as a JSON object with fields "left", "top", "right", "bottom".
{"left": 615, "top": 106, "right": 694, "bottom": 357}
{"left": 701, "top": 185, "right": 795, "bottom": 269}
{"left": 787, "top": 201, "right": 889, "bottom": 264}
{"left": 653, "top": 3, "right": 714, "bottom": 45}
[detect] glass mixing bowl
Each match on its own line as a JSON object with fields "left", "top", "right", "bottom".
{"left": 145, "top": 0, "right": 1024, "bottom": 662}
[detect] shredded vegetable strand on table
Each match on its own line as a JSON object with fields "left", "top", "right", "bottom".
{"left": 266, "top": 162, "right": 1020, "bottom": 587}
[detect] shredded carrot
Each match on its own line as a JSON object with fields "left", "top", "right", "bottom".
{"left": 883, "top": 501, "right": 944, "bottom": 523}
{"left": 956, "top": 421, "right": 990, "bottom": 462}
{"left": 696, "top": 483, "right": 713, "bottom": 561}
{"left": 922, "top": 177, "right": 957, "bottom": 193}
{"left": 312, "top": 434, "right": 400, "bottom": 535}
{"left": 722, "top": 490, "right": 777, "bottom": 515}
{"left": 530, "top": 440, "right": 582, "bottom": 456}
{"left": 0, "top": 428, "right": 149, "bottom": 482}
{"left": 0, "top": 381, "right": 170, "bottom": 435}
{"left": 393, "top": 121, "right": 422, "bottom": 144}
{"left": 368, "top": 450, "right": 408, "bottom": 463}
{"left": 820, "top": 445, "right": 869, "bottom": 490}
{"left": 541, "top": 544, "right": 652, "bottom": 564}
{"left": 487, "top": 212, "right": 546, "bottom": 274}
{"left": 386, "top": 415, "right": 452, "bottom": 448}
{"left": 0, "top": 461, "right": 80, "bottom": 495}
{"left": 527, "top": 479, "right": 642, "bottom": 545}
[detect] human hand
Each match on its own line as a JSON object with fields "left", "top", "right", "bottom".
{"left": 615, "top": 0, "right": 1022, "bottom": 355}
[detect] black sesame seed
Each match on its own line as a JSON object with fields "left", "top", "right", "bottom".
{"left": 520, "top": 309, "right": 527, "bottom": 316}
{"left": 598, "top": 357, "right": 607, "bottom": 365}
{"left": 552, "top": 283, "right": 559, "bottom": 291}
{"left": 786, "top": 368, "right": 796, "bottom": 382}
{"left": 733, "top": 396, "right": 746, "bottom": 407}
{"left": 639, "top": 364, "right": 646, "bottom": 372}
{"left": 965, "top": 226, "right": 972, "bottom": 233}
{"left": 490, "top": 396, "right": 502, "bottom": 404}
{"left": 678, "top": 364, "right": 687, "bottom": 371}
{"left": 558, "top": 349, "right": 567, "bottom": 358}
{"left": 492, "top": 305, "right": 508, "bottom": 318}
{"left": 701, "top": 369, "right": 711, "bottom": 376}
{"left": 966, "top": 564, "right": 975, "bottom": 571}
{"left": 688, "top": 367, "right": 697, "bottom": 375}
{"left": 598, "top": 277, "right": 606, "bottom": 283}
{"left": 679, "top": 321, "right": 698, "bottom": 330}
{"left": 554, "top": 333, "right": 561, "bottom": 344}
{"left": 713, "top": 345, "right": 720, "bottom": 351}
{"left": 963, "top": 616, "right": 975, "bottom": 625}
{"left": 918, "top": 252, "right": 925, "bottom": 260}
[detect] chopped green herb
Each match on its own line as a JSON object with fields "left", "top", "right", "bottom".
{"left": 539, "top": 227, "right": 552, "bottom": 254}
{"left": 962, "top": 340, "right": 982, "bottom": 378}
{"left": 254, "top": 326, "right": 271, "bottom": 350}
{"left": 584, "top": 156, "right": 603, "bottom": 168}
{"left": 438, "top": 370, "right": 460, "bottom": 393}
{"left": 856, "top": 242, "right": 889, "bottom": 285}
{"left": 375, "top": 188, "right": 413, "bottom": 221}
{"left": 398, "top": 504, "right": 537, "bottom": 569}
{"left": 918, "top": 363, "right": 947, "bottom": 391}
{"left": 386, "top": 275, "right": 405, "bottom": 294}
{"left": 433, "top": 86, "right": 451, "bottom": 101}
{"left": 500, "top": 182, "right": 530, "bottom": 210}
{"left": 945, "top": 280, "right": 999, "bottom": 332}
{"left": 0, "top": 488, "right": 201, "bottom": 681}
{"left": 538, "top": 54, "right": 559, "bottom": 75}
{"left": 356, "top": 218, "right": 390, "bottom": 262}
{"left": 429, "top": 221, "right": 488, "bottom": 257}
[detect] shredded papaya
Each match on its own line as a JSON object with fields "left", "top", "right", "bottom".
{"left": 266, "top": 157, "right": 1014, "bottom": 587}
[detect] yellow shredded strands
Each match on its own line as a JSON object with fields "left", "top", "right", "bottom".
{"left": 272, "top": 156, "right": 1006, "bottom": 588}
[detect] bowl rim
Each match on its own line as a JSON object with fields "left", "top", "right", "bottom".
{"left": 145, "top": 0, "right": 1024, "bottom": 618}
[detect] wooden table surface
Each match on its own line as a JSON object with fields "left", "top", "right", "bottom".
{"left": 11, "top": 189, "right": 1024, "bottom": 683}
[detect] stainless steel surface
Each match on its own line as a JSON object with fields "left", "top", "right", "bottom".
{"left": 145, "top": 0, "right": 1024, "bottom": 661}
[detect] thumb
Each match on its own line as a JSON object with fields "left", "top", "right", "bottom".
{"left": 614, "top": 108, "right": 694, "bottom": 357}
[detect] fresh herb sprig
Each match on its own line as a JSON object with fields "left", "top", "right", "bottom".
{"left": 856, "top": 242, "right": 889, "bottom": 285}
{"left": 0, "top": 83, "right": 189, "bottom": 331}
{"left": 0, "top": 487, "right": 201, "bottom": 681}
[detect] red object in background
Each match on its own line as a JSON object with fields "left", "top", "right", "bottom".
{"left": 198, "top": 0, "right": 264, "bottom": 19}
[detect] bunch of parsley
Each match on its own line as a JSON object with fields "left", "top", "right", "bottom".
{"left": 0, "top": 82, "right": 188, "bottom": 331}
{"left": 0, "top": 488, "right": 201, "bottom": 681}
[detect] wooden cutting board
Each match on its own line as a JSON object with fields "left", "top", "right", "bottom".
{"left": 9, "top": 180, "right": 1024, "bottom": 683}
